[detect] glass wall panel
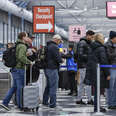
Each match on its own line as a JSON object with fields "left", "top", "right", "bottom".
{"left": 0, "top": 22, "right": 3, "bottom": 44}
{"left": 4, "top": 23, "right": 8, "bottom": 44}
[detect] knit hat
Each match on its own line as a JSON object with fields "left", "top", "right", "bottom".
{"left": 109, "top": 31, "right": 116, "bottom": 39}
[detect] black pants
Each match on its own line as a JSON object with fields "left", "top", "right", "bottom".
{"left": 58, "top": 71, "right": 64, "bottom": 89}
{"left": 68, "top": 71, "right": 77, "bottom": 93}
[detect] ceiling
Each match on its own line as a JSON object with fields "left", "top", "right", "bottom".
{"left": 12, "top": 0, "right": 116, "bottom": 37}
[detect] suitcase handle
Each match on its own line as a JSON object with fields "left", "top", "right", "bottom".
{"left": 30, "top": 64, "right": 32, "bottom": 84}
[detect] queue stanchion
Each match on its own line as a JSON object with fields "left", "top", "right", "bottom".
{"left": 94, "top": 64, "right": 104, "bottom": 116}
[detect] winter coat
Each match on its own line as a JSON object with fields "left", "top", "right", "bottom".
{"left": 76, "top": 38, "right": 91, "bottom": 68}
{"left": 46, "top": 41, "right": 62, "bottom": 69}
{"left": 15, "top": 39, "right": 31, "bottom": 69}
{"left": 84, "top": 41, "right": 110, "bottom": 88}
{"left": 105, "top": 40, "right": 116, "bottom": 65}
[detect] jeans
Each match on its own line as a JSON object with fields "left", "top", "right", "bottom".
{"left": 77, "top": 68, "right": 92, "bottom": 101}
{"left": 107, "top": 69, "right": 116, "bottom": 107}
{"left": 3, "top": 68, "right": 25, "bottom": 108}
{"left": 43, "top": 69, "right": 59, "bottom": 107}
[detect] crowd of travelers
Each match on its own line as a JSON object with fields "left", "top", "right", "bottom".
{"left": 0, "top": 30, "right": 116, "bottom": 113}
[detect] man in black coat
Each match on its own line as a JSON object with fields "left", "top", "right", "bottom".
{"left": 76, "top": 30, "right": 95, "bottom": 105}
{"left": 105, "top": 31, "right": 116, "bottom": 109}
{"left": 43, "top": 34, "right": 62, "bottom": 109}
{"left": 85, "top": 33, "right": 110, "bottom": 112}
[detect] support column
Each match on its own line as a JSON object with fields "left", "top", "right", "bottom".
{"left": 21, "top": 17, "right": 24, "bottom": 32}
{"left": 8, "top": 13, "right": 11, "bottom": 42}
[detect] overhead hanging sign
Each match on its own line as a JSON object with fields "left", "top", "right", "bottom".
{"left": 106, "top": 2, "right": 116, "bottom": 18}
{"left": 69, "top": 25, "right": 86, "bottom": 42}
{"left": 33, "top": 6, "right": 55, "bottom": 33}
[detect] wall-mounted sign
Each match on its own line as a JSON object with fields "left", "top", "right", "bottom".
{"left": 106, "top": 2, "right": 116, "bottom": 18}
{"left": 33, "top": 6, "right": 55, "bottom": 33}
{"left": 69, "top": 25, "right": 86, "bottom": 42}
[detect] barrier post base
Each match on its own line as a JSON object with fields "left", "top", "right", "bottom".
{"left": 93, "top": 112, "right": 104, "bottom": 116}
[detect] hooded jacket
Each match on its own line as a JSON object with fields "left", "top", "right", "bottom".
{"left": 46, "top": 41, "right": 62, "bottom": 69}
{"left": 15, "top": 39, "right": 31, "bottom": 69}
{"left": 84, "top": 41, "right": 110, "bottom": 88}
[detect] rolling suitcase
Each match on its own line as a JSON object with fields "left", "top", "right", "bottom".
{"left": 21, "top": 65, "right": 39, "bottom": 112}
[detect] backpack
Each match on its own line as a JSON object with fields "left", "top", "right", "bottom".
{"left": 2, "top": 42, "right": 24, "bottom": 68}
{"left": 37, "top": 46, "right": 48, "bottom": 69}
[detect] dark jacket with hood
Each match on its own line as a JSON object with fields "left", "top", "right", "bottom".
{"left": 46, "top": 41, "right": 62, "bottom": 69}
{"left": 84, "top": 41, "right": 110, "bottom": 88}
{"left": 105, "top": 40, "right": 116, "bottom": 65}
{"left": 76, "top": 37, "right": 91, "bottom": 68}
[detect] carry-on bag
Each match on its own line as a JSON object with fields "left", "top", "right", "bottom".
{"left": 21, "top": 65, "right": 39, "bottom": 112}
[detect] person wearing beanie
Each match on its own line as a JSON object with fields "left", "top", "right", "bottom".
{"left": 109, "top": 31, "right": 116, "bottom": 40}
{"left": 105, "top": 31, "right": 116, "bottom": 109}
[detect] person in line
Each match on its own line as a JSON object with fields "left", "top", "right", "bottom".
{"left": 0, "top": 32, "right": 32, "bottom": 111}
{"left": 105, "top": 31, "right": 116, "bottom": 109}
{"left": 85, "top": 33, "right": 110, "bottom": 112}
{"left": 62, "top": 45, "right": 77, "bottom": 96}
{"left": 6, "top": 43, "right": 14, "bottom": 49}
{"left": 76, "top": 30, "right": 95, "bottom": 105}
{"left": 43, "top": 34, "right": 62, "bottom": 109}
{"left": 26, "top": 46, "right": 39, "bottom": 84}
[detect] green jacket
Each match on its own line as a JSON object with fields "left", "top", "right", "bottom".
{"left": 15, "top": 39, "right": 31, "bottom": 69}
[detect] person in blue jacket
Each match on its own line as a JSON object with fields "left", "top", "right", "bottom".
{"left": 63, "top": 45, "right": 77, "bottom": 96}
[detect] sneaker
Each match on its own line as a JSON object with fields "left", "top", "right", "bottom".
{"left": 49, "top": 106, "right": 63, "bottom": 111}
{"left": 108, "top": 106, "right": 116, "bottom": 109}
{"left": 0, "top": 104, "right": 10, "bottom": 111}
{"left": 41, "top": 104, "right": 49, "bottom": 109}
{"left": 72, "top": 92, "right": 77, "bottom": 96}
{"left": 68, "top": 92, "right": 73, "bottom": 95}
{"left": 94, "top": 107, "right": 107, "bottom": 112}
{"left": 76, "top": 100, "right": 86, "bottom": 105}
{"left": 87, "top": 100, "right": 94, "bottom": 105}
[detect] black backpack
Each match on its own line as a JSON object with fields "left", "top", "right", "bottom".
{"left": 2, "top": 42, "right": 24, "bottom": 68}
{"left": 37, "top": 46, "right": 48, "bottom": 69}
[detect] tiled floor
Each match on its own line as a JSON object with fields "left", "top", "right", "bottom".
{"left": 0, "top": 90, "right": 116, "bottom": 116}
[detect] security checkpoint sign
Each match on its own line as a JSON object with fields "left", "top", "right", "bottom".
{"left": 33, "top": 6, "right": 55, "bottom": 33}
{"left": 69, "top": 25, "right": 86, "bottom": 42}
{"left": 106, "top": 2, "right": 116, "bottom": 18}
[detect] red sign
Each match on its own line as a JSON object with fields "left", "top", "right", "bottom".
{"left": 33, "top": 6, "right": 55, "bottom": 33}
{"left": 106, "top": 2, "right": 116, "bottom": 18}
{"left": 69, "top": 25, "right": 86, "bottom": 42}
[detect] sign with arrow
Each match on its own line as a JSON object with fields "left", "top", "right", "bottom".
{"left": 33, "top": 6, "right": 55, "bottom": 33}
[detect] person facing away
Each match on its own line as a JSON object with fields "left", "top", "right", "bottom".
{"left": 85, "top": 33, "right": 110, "bottom": 112}
{"left": 43, "top": 34, "right": 62, "bottom": 109}
{"left": 0, "top": 32, "right": 32, "bottom": 111}
{"left": 76, "top": 30, "right": 95, "bottom": 105}
{"left": 105, "top": 31, "right": 116, "bottom": 109}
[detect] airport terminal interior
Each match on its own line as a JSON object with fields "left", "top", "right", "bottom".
{"left": 0, "top": 0, "right": 116, "bottom": 116}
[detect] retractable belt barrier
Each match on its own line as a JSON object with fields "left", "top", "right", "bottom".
{"left": 95, "top": 64, "right": 116, "bottom": 115}
{"left": 60, "top": 65, "right": 77, "bottom": 68}
{"left": 100, "top": 65, "right": 116, "bottom": 68}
